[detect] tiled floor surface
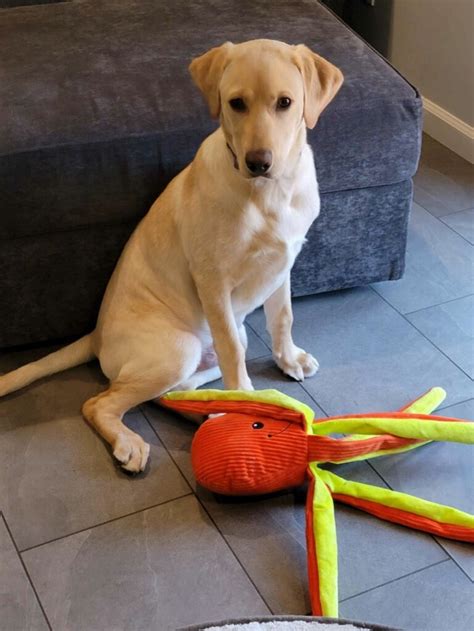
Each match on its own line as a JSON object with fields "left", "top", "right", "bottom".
{"left": 1, "top": 134, "right": 473, "bottom": 630}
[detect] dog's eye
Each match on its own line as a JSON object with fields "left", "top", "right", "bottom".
{"left": 277, "top": 97, "right": 292, "bottom": 110}
{"left": 252, "top": 422, "right": 264, "bottom": 429}
{"left": 229, "top": 98, "right": 246, "bottom": 112}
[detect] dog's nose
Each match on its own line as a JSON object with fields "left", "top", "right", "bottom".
{"left": 245, "top": 150, "right": 273, "bottom": 175}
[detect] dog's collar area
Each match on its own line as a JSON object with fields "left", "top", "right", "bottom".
{"left": 226, "top": 142, "right": 239, "bottom": 170}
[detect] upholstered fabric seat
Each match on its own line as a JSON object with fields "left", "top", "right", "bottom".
{"left": 0, "top": 0, "right": 421, "bottom": 346}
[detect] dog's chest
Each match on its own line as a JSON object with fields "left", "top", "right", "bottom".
{"left": 247, "top": 219, "right": 304, "bottom": 268}
{"left": 231, "top": 197, "right": 313, "bottom": 313}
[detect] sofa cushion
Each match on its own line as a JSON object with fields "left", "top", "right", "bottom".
{"left": 0, "top": 181, "right": 411, "bottom": 347}
{"left": 0, "top": 0, "right": 421, "bottom": 240}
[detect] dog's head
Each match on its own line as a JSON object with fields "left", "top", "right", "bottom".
{"left": 190, "top": 39, "right": 343, "bottom": 180}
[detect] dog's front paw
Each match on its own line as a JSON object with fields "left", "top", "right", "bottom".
{"left": 113, "top": 430, "right": 150, "bottom": 473}
{"left": 225, "top": 374, "right": 254, "bottom": 391}
{"left": 227, "top": 376, "right": 254, "bottom": 391}
{"left": 274, "top": 347, "right": 319, "bottom": 381}
{"left": 238, "top": 376, "right": 254, "bottom": 391}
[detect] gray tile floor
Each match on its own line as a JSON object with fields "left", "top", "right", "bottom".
{"left": 1, "top": 134, "right": 473, "bottom": 631}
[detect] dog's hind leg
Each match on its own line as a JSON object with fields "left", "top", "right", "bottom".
{"left": 174, "top": 365, "right": 222, "bottom": 391}
{"left": 82, "top": 385, "right": 153, "bottom": 472}
{"left": 172, "top": 323, "right": 249, "bottom": 392}
{"left": 83, "top": 331, "right": 201, "bottom": 472}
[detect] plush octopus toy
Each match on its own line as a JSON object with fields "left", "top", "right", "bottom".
{"left": 160, "top": 387, "right": 474, "bottom": 618}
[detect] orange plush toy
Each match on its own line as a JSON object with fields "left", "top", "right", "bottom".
{"left": 160, "top": 388, "right": 474, "bottom": 618}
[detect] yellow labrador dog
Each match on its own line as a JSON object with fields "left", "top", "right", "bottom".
{"left": 0, "top": 40, "right": 343, "bottom": 472}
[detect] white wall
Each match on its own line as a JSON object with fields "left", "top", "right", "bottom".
{"left": 388, "top": 0, "right": 474, "bottom": 161}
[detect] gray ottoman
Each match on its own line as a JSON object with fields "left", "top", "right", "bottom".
{"left": 0, "top": 0, "right": 421, "bottom": 347}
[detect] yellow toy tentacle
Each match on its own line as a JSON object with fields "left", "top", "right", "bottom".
{"left": 163, "top": 388, "right": 315, "bottom": 428}
{"left": 318, "top": 469, "right": 474, "bottom": 536}
{"left": 329, "top": 388, "right": 449, "bottom": 463}
{"left": 340, "top": 387, "right": 446, "bottom": 444}
{"left": 307, "top": 464, "right": 338, "bottom": 617}
{"left": 312, "top": 414, "right": 473, "bottom": 443}
{"left": 402, "top": 387, "right": 446, "bottom": 414}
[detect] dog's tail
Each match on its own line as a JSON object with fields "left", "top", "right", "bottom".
{"left": 0, "top": 333, "right": 95, "bottom": 397}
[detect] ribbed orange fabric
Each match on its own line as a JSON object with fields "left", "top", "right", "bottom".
{"left": 332, "top": 493, "right": 474, "bottom": 542}
{"left": 307, "top": 434, "right": 423, "bottom": 462}
{"left": 191, "top": 412, "right": 308, "bottom": 494}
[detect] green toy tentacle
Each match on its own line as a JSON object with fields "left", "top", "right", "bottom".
{"left": 306, "top": 464, "right": 338, "bottom": 617}
{"left": 318, "top": 469, "right": 474, "bottom": 538}
{"left": 312, "top": 414, "right": 473, "bottom": 443}
{"left": 324, "top": 388, "right": 448, "bottom": 464}
{"left": 344, "top": 386, "right": 446, "bottom": 443}
{"left": 164, "top": 388, "right": 315, "bottom": 428}
{"left": 401, "top": 387, "right": 446, "bottom": 414}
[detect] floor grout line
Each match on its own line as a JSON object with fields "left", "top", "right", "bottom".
{"left": 438, "top": 206, "right": 474, "bottom": 219}
{"left": 414, "top": 198, "right": 474, "bottom": 220}
{"left": 248, "top": 351, "right": 273, "bottom": 361}
{"left": 365, "top": 460, "right": 393, "bottom": 489}
{"left": 245, "top": 322, "right": 273, "bottom": 361}
{"left": 246, "top": 320, "right": 272, "bottom": 353}
{"left": 370, "top": 286, "right": 474, "bottom": 382}
{"left": 140, "top": 410, "right": 197, "bottom": 494}
{"left": 188, "top": 494, "right": 274, "bottom": 615}
{"left": 401, "top": 315, "right": 474, "bottom": 382}
{"left": 430, "top": 536, "right": 474, "bottom": 584}
{"left": 299, "top": 380, "right": 330, "bottom": 417}
{"left": 438, "top": 397, "right": 473, "bottom": 412}
{"left": 19, "top": 492, "right": 194, "bottom": 555}
{"left": 140, "top": 405, "right": 275, "bottom": 615}
{"left": 414, "top": 180, "right": 474, "bottom": 218}
{"left": 339, "top": 558, "right": 450, "bottom": 603}
{"left": 1, "top": 513, "right": 53, "bottom": 631}
{"left": 435, "top": 214, "right": 474, "bottom": 246}
{"left": 404, "top": 292, "right": 474, "bottom": 317}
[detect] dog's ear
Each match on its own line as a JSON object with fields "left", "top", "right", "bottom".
{"left": 293, "top": 45, "right": 344, "bottom": 129}
{"left": 189, "top": 42, "right": 234, "bottom": 118}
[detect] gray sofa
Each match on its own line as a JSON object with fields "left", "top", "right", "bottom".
{"left": 0, "top": 0, "right": 422, "bottom": 348}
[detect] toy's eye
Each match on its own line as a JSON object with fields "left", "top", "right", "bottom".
{"left": 252, "top": 422, "right": 264, "bottom": 429}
